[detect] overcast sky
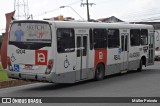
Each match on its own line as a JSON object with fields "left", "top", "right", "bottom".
{"left": 1, "top": 0, "right": 160, "bottom": 34}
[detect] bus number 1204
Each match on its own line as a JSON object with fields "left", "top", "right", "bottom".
{"left": 16, "top": 49, "right": 26, "bottom": 54}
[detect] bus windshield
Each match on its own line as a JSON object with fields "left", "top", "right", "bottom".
{"left": 9, "top": 21, "right": 52, "bottom": 49}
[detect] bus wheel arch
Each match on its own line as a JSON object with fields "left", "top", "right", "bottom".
{"left": 95, "top": 63, "right": 105, "bottom": 81}
{"left": 137, "top": 56, "right": 146, "bottom": 72}
{"left": 141, "top": 56, "right": 146, "bottom": 66}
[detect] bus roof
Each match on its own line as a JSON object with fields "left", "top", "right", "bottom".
{"left": 12, "top": 20, "right": 154, "bottom": 29}
{"left": 52, "top": 21, "right": 154, "bottom": 29}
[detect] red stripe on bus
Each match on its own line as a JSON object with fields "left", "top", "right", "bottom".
{"left": 94, "top": 49, "right": 107, "bottom": 68}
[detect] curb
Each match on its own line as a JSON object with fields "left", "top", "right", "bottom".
{"left": 0, "top": 80, "right": 35, "bottom": 89}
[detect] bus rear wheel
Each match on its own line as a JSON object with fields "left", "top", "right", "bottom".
{"left": 95, "top": 64, "right": 105, "bottom": 81}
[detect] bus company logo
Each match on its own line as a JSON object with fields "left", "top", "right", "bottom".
{"left": 99, "top": 52, "right": 103, "bottom": 60}
{"left": 35, "top": 50, "right": 48, "bottom": 65}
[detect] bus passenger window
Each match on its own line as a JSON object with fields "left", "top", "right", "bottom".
{"left": 141, "top": 29, "right": 148, "bottom": 45}
{"left": 57, "top": 28, "right": 75, "bottom": 53}
{"left": 93, "top": 29, "right": 107, "bottom": 49}
{"left": 108, "top": 29, "right": 120, "bottom": 48}
{"left": 130, "top": 29, "right": 140, "bottom": 46}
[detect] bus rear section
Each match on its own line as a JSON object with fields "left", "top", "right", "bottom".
{"left": 7, "top": 20, "right": 55, "bottom": 82}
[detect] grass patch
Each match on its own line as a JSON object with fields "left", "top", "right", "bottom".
{"left": 0, "top": 70, "right": 10, "bottom": 81}
{"left": 0, "top": 63, "right": 2, "bottom": 69}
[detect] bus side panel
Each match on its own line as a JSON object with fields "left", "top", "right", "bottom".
{"left": 85, "top": 29, "right": 95, "bottom": 80}
{"left": 87, "top": 47, "right": 95, "bottom": 79}
{"left": 54, "top": 27, "right": 77, "bottom": 83}
{"left": 128, "top": 29, "right": 140, "bottom": 70}
{"left": 106, "top": 48, "right": 121, "bottom": 75}
{"left": 128, "top": 47, "right": 141, "bottom": 70}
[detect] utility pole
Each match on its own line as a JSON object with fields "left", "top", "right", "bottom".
{"left": 86, "top": 0, "right": 90, "bottom": 22}
{"left": 14, "top": 0, "right": 30, "bottom": 20}
{"left": 81, "top": 0, "right": 95, "bottom": 22}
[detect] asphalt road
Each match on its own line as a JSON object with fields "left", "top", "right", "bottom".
{"left": 0, "top": 61, "right": 160, "bottom": 106}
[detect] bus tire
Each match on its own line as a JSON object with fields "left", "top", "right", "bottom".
{"left": 95, "top": 63, "right": 105, "bottom": 81}
{"left": 137, "top": 59, "right": 142, "bottom": 72}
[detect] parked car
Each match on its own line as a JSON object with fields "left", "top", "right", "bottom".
{"left": 155, "top": 49, "right": 160, "bottom": 60}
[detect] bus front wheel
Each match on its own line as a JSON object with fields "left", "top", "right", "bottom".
{"left": 95, "top": 64, "right": 105, "bottom": 81}
{"left": 137, "top": 59, "right": 142, "bottom": 72}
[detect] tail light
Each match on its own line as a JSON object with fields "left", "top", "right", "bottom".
{"left": 45, "top": 59, "right": 54, "bottom": 74}
{"left": 7, "top": 57, "right": 13, "bottom": 71}
{"left": 7, "top": 57, "right": 11, "bottom": 65}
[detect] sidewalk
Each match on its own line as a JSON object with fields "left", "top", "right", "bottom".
{"left": 0, "top": 56, "right": 35, "bottom": 88}
{"left": 0, "top": 79, "right": 34, "bottom": 89}
{"left": 0, "top": 63, "right": 35, "bottom": 88}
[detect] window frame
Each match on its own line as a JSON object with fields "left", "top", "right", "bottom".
{"left": 107, "top": 29, "right": 120, "bottom": 48}
{"left": 130, "top": 29, "right": 141, "bottom": 46}
{"left": 140, "top": 29, "right": 148, "bottom": 45}
{"left": 93, "top": 28, "right": 108, "bottom": 49}
{"left": 56, "top": 28, "right": 75, "bottom": 53}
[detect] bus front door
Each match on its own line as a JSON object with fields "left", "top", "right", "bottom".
{"left": 121, "top": 33, "right": 129, "bottom": 72}
{"left": 76, "top": 34, "right": 88, "bottom": 81}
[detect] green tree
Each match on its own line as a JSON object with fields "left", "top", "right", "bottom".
{"left": 0, "top": 35, "right": 3, "bottom": 49}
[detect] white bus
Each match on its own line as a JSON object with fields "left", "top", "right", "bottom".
{"left": 7, "top": 20, "right": 155, "bottom": 83}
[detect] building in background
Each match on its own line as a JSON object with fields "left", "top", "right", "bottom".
{"left": 97, "top": 16, "right": 124, "bottom": 23}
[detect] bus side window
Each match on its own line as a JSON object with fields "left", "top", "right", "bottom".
{"left": 57, "top": 28, "right": 75, "bottom": 53}
{"left": 108, "top": 29, "right": 120, "bottom": 48}
{"left": 93, "top": 29, "right": 107, "bottom": 49}
{"left": 89, "top": 29, "right": 93, "bottom": 50}
{"left": 130, "top": 29, "right": 140, "bottom": 46}
{"left": 141, "top": 29, "right": 148, "bottom": 45}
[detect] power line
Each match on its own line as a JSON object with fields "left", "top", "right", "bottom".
{"left": 120, "top": 7, "right": 160, "bottom": 19}
{"left": 91, "top": 1, "right": 160, "bottom": 22}
{"left": 20, "top": 0, "right": 160, "bottom": 22}
{"left": 121, "top": 12, "right": 160, "bottom": 22}
{"left": 116, "top": 7, "right": 160, "bottom": 22}
{"left": 67, "top": 0, "right": 81, "bottom": 6}
{"left": 33, "top": 8, "right": 60, "bottom": 17}
{"left": 14, "top": 0, "right": 30, "bottom": 19}
{"left": 139, "top": 15, "right": 160, "bottom": 21}
{"left": 33, "top": 0, "right": 80, "bottom": 18}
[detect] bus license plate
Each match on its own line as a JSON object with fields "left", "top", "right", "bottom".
{"left": 25, "top": 64, "right": 33, "bottom": 70}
